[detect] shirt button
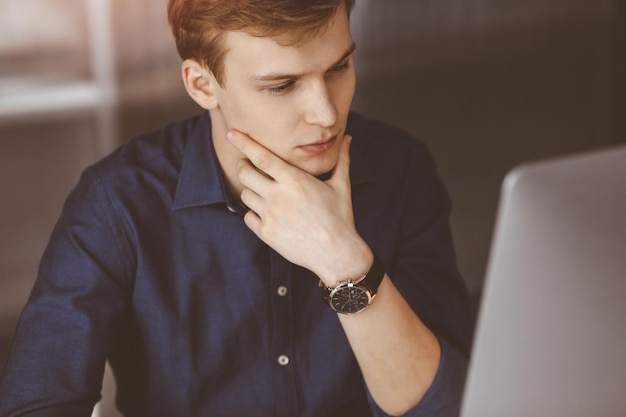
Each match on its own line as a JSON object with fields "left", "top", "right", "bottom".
{"left": 277, "top": 286, "right": 288, "bottom": 296}
{"left": 277, "top": 355, "right": 290, "bottom": 366}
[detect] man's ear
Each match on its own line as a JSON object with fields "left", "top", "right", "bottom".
{"left": 182, "top": 59, "right": 220, "bottom": 110}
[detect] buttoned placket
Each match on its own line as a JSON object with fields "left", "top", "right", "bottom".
{"left": 269, "top": 249, "right": 300, "bottom": 416}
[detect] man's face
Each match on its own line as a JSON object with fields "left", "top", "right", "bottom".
{"left": 209, "top": 6, "right": 356, "bottom": 177}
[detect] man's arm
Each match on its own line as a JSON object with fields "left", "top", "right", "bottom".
{"left": 0, "top": 172, "right": 131, "bottom": 416}
{"left": 227, "top": 130, "right": 453, "bottom": 416}
{"left": 339, "top": 276, "right": 441, "bottom": 415}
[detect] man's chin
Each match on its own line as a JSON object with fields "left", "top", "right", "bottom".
{"left": 287, "top": 152, "right": 339, "bottom": 179}
{"left": 304, "top": 162, "right": 337, "bottom": 181}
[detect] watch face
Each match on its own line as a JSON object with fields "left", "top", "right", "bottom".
{"left": 329, "top": 284, "right": 371, "bottom": 314}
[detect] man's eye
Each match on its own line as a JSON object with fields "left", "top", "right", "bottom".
{"left": 329, "top": 61, "right": 350, "bottom": 73}
{"left": 266, "top": 80, "right": 295, "bottom": 95}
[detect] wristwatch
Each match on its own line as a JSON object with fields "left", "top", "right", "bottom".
{"left": 321, "top": 254, "right": 385, "bottom": 314}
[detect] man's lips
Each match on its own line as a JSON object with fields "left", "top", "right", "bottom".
{"left": 298, "top": 135, "right": 338, "bottom": 154}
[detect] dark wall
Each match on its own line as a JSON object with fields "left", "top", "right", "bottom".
{"left": 614, "top": 0, "right": 626, "bottom": 144}
{"left": 350, "top": 0, "right": 617, "bottom": 301}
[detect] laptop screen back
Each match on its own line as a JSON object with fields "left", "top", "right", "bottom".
{"left": 460, "top": 145, "right": 626, "bottom": 417}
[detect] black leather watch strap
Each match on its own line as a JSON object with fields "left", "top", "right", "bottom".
{"left": 363, "top": 253, "right": 385, "bottom": 294}
{"left": 321, "top": 253, "right": 386, "bottom": 301}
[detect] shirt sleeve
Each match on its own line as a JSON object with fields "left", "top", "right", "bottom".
{"left": 0, "top": 169, "right": 134, "bottom": 417}
{"left": 366, "top": 336, "right": 469, "bottom": 417}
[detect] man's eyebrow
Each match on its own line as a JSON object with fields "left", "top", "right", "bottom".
{"left": 331, "top": 42, "right": 357, "bottom": 68}
{"left": 252, "top": 42, "right": 357, "bottom": 82}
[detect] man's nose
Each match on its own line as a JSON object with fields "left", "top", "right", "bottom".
{"left": 303, "top": 81, "right": 338, "bottom": 127}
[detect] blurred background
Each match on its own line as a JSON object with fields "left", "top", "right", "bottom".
{"left": 0, "top": 0, "right": 624, "bottom": 414}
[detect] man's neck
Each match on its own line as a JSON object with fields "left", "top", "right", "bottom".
{"left": 209, "top": 111, "right": 246, "bottom": 201}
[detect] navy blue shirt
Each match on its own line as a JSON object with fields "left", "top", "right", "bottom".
{"left": 0, "top": 112, "right": 473, "bottom": 417}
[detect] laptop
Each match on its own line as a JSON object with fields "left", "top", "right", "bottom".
{"left": 460, "top": 145, "right": 626, "bottom": 417}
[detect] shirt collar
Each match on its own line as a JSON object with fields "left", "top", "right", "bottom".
{"left": 171, "top": 111, "right": 375, "bottom": 210}
{"left": 172, "top": 112, "right": 228, "bottom": 210}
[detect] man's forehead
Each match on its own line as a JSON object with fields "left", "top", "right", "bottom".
{"left": 225, "top": 30, "right": 351, "bottom": 57}
{"left": 222, "top": 28, "right": 353, "bottom": 79}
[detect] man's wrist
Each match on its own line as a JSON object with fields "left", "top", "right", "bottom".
{"left": 317, "top": 241, "right": 373, "bottom": 288}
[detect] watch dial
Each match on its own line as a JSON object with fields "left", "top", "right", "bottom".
{"left": 330, "top": 285, "right": 370, "bottom": 314}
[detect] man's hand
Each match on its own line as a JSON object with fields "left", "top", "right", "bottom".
{"left": 227, "top": 130, "right": 444, "bottom": 416}
{"left": 226, "top": 130, "right": 372, "bottom": 285}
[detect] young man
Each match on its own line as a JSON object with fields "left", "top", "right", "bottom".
{"left": 0, "top": 1, "right": 473, "bottom": 416}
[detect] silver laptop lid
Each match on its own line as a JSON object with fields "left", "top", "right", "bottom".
{"left": 461, "top": 145, "right": 626, "bottom": 417}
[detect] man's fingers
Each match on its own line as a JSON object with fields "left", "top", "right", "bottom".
{"left": 227, "top": 129, "right": 288, "bottom": 179}
{"left": 236, "top": 158, "right": 272, "bottom": 194}
{"left": 243, "top": 209, "right": 262, "bottom": 236}
{"left": 240, "top": 187, "right": 264, "bottom": 218}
